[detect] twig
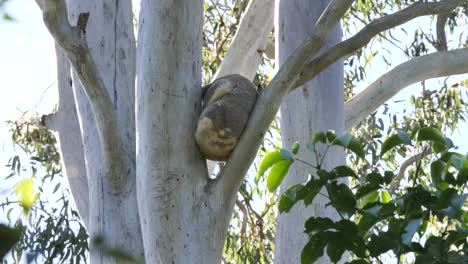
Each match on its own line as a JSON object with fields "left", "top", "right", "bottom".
{"left": 390, "top": 148, "right": 432, "bottom": 191}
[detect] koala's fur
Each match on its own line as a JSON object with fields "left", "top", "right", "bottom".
{"left": 195, "top": 74, "right": 258, "bottom": 161}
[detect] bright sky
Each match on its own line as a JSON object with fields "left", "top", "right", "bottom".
{"left": 0, "top": 1, "right": 57, "bottom": 192}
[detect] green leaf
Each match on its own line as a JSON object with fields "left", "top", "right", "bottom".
{"left": 332, "top": 165, "right": 358, "bottom": 179}
{"left": 15, "top": 178, "right": 39, "bottom": 211}
{"left": 291, "top": 141, "right": 300, "bottom": 155}
{"left": 380, "top": 191, "right": 391, "bottom": 204}
{"left": 280, "top": 148, "right": 293, "bottom": 161}
{"left": 368, "top": 233, "right": 397, "bottom": 257}
{"left": 301, "top": 232, "right": 328, "bottom": 264}
{"left": 278, "top": 184, "right": 304, "bottom": 213}
{"left": 266, "top": 160, "right": 292, "bottom": 192}
{"left": 346, "top": 260, "right": 370, "bottom": 264}
{"left": 450, "top": 154, "right": 465, "bottom": 170}
{"left": 256, "top": 151, "right": 284, "bottom": 181}
{"left": 0, "top": 224, "right": 22, "bottom": 260}
{"left": 335, "top": 132, "right": 352, "bottom": 146}
{"left": 304, "top": 217, "right": 335, "bottom": 233}
{"left": 328, "top": 182, "right": 356, "bottom": 216}
{"left": 327, "top": 235, "right": 346, "bottom": 263}
{"left": 326, "top": 130, "right": 337, "bottom": 143}
{"left": 303, "top": 179, "right": 326, "bottom": 205}
{"left": 431, "top": 160, "right": 447, "bottom": 187}
{"left": 432, "top": 137, "right": 453, "bottom": 153}
{"left": 416, "top": 127, "right": 446, "bottom": 144}
{"left": 311, "top": 132, "right": 327, "bottom": 144}
{"left": 330, "top": 132, "right": 366, "bottom": 159}
{"left": 357, "top": 214, "right": 378, "bottom": 236}
{"left": 380, "top": 132, "right": 411, "bottom": 156}
{"left": 358, "top": 191, "right": 379, "bottom": 208}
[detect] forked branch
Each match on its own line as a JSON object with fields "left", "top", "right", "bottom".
{"left": 35, "top": 0, "right": 129, "bottom": 191}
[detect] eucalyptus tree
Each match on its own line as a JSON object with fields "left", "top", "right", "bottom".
{"left": 13, "top": 0, "right": 468, "bottom": 263}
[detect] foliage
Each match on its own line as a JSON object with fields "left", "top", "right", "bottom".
{"left": 1, "top": 115, "right": 88, "bottom": 263}
{"left": 259, "top": 128, "right": 468, "bottom": 264}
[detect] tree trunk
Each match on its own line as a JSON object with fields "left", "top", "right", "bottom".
{"left": 64, "top": 1, "right": 143, "bottom": 262}
{"left": 274, "top": 0, "right": 345, "bottom": 263}
{"left": 135, "top": 1, "right": 231, "bottom": 263}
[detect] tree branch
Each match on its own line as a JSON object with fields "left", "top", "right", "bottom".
{"left": 345, "top": 48, "right": 468, "bottom": 129}
{"left": 42, "top": 45, "right": 90, "bottom": 226}
{"left": 294, "top": 0, "right": 465, "bottom": 88}
{"left": 219, "top": 0, "right": 354, "bottom": 203}
{"left": 35, "top": 0, "right": 129, "bottom": 191}
{"left": 390, "top": 148, "right": 432, "bottom": 191}
{"left": 436, "top": 13, "right": 449, "bottom": 51}
{"left": 213, "top": 0, "right": 274, "bottom": 80}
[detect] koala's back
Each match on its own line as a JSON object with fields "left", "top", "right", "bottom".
{"left": 195, "top": 74, "right": 258, "bottom": 161}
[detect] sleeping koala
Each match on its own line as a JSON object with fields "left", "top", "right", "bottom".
{"left": 195, "top": 74, "right": 258, "bottom": 161}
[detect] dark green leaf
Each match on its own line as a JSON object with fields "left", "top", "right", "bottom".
{"left": 303, "top": 179, "right": 325, "bottom": 206}
{"left": 332, "top": 166, "right": 357, "bottom": 179}
{"left": 327, "top": 236, "right": 346, "bottom": 263}
{"left": 380, "top": 132, "right": 411, "bottom": 156}
{"left": 304, "top": 217, "right": 335, "bottom": 233}
{"left": 368, "top": 233, "right": 398, "bottom": 257}
{"left": 0, "top": 224, "right": 22, "bottom": 259}
{"left": 291, "top": 141, "right": 300, "bottom": 155}
{"left": 416, "top": 127, "right": 446, "bottom": 144}
{"left": 278, "top": 184, "right": 304, "bottom": 213}
{"left": 311, "top": 132, "right": 327, "bottom": 144}
{"left": 301, "top": 232, "right": 328, "bottom": 264}
{"left": 346, "top": 260, "right": 369, "bottom": 264}
{"left": 357, "top": 214, "right": 378, "bottom": 236}
{"left": 430, "top": 160, "right": 446, "bottom": 187}
{"left": 326, "top": 130, "right": 337, "bottom": 143}
{"left": 331, "top": 132, "right": 366, "bottom": 159}
{"left": 328, "top": 182, "right": 356, "bottom": 216}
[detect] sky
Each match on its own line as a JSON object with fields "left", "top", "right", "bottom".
{"left": 0, "top": 1, "right": 57, "bottom": 194}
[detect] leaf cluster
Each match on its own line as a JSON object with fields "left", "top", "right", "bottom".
{"left": 1, "top": 116, "right": 88, "bottom": 264}
{"left": 258, "top": 128, "right": 467, "bottom": 264}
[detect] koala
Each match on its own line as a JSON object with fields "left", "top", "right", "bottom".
{"left": 195, "top": 74, "right": 258, "bottom": 161}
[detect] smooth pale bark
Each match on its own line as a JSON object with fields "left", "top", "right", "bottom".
{"left": 44, "top": 46, "right": 89, "bottom": 226}
{"left": 214, "top": 0, "right": 274, "bottom": 80}
{"left": 65, "top": 1, "right": 143, "bottom": 262}
{"left": 136, "top": 1, "right": 231, "bottom": 263}
{"left": 345, "top": 48, "right": 468, "bottom": 129}
{"left": 275, "top": 0, "right": 345, "bottom": 263}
